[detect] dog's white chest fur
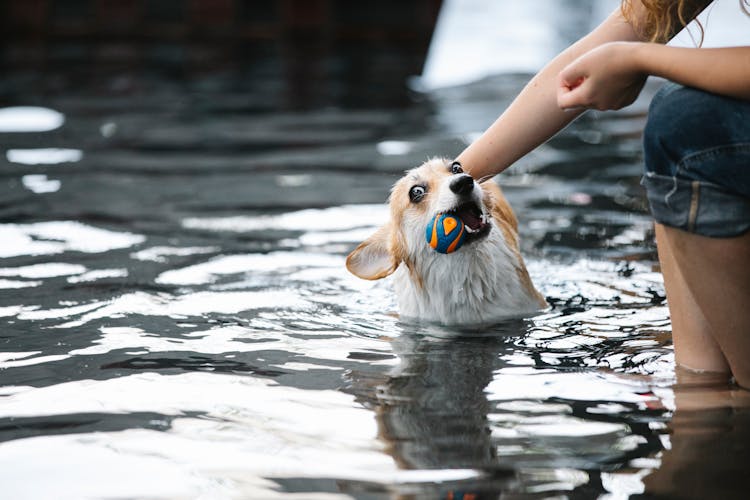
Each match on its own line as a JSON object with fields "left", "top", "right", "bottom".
{"left": 394, "top": 226, "right": 543, "bottom": 325}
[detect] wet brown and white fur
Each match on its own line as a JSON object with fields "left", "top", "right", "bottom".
{"left": 346, "top": 158, "right": 547, "bottom": 325}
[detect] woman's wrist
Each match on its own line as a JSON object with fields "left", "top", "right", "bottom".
{"left": 629, "top": 41, "right": 654, "bottom": 75}
{"left": 454, "top": 151, "right": 492, "bottom": 181}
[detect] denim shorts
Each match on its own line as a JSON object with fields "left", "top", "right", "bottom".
{"left": 641, "top": 82, "right": 750, "bottom": 237}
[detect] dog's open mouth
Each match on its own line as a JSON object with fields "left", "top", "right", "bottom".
{"left": 447, "top": 201, "right": 491, "bottom": 242}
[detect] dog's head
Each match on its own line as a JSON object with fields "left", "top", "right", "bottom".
{"left": 346, "top": 158, "right": 517, "bottom": 281}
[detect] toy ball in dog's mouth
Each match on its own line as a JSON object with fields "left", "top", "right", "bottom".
{"left": 425, "top": 202, "right": 490, "bottom": 254}
{"left": 426, "top": 213, "right": 466, "bottom": 253}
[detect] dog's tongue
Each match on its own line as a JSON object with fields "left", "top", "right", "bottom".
{"left": 456, "top": 205, "right": 483, "bottom": 230}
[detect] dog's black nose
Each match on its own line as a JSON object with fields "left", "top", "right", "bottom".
{"left": 449, "top": 174, "right": 474, "bottom": 196}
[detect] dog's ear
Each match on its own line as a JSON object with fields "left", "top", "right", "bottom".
{"left": 346, "top": 225, "right": 400, "bottom": 280}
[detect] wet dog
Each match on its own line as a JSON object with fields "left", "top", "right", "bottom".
{"left": 346, "top": 158, "right": 546, "bottom": 325}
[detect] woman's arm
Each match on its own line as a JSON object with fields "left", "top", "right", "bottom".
{"left": 642, "top": 45, "right": 750, "bottom": 100}
{"left": 456, "top": 1, "right": 723, "bottom": 180}
{"left": 558, "top": 43, "right": 750, "bottom": 110}
{"left": 456, "top": 8, "right": 643, "bottom": 180}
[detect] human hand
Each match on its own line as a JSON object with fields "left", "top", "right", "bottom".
{"left": 557, "top": 42, "right": 647, "bottom": 111}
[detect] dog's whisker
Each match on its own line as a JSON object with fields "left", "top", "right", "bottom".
{"left": 477, "top": 175, "right": 495, "bottom": 184}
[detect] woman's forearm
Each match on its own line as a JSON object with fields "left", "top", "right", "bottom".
{"left": 457, "top": 9, "right": 641, "bottom": 180}
{"left": 634, "top": 44, "right": 750, "bottom": 100}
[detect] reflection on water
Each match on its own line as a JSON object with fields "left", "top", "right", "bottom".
{"left": 2, "top": 2, "right": 750, "bottom": 499}
{"left": 642, "top": 376, "right": 750, "bottom": 500}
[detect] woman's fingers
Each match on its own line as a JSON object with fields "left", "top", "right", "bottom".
{"left": 556, "top": 42, "right": 645, "bottom": 111}
{"left": 557, "top": 58, "right": 592, "bottom": 109}
{"left": 557, "top": 73, "right": 590, "bottom": 110}
{"left": 560, "top": 70, "right": 586, "bottom": 91}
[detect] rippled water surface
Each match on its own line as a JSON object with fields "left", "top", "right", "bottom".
{"left": 3, "top": 24, "right": 750, "bottom": 500}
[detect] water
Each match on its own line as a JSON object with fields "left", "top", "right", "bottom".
{"left": 3, "top": 6, "right": 750, "bottom": 500}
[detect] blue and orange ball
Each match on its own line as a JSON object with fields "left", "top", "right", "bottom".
{"left": 426, "top": 213, "right": 466, "bottom": 254}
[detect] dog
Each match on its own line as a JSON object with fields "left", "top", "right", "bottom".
{"left": 346, "top": 158, "right": 546, "bottom": 325}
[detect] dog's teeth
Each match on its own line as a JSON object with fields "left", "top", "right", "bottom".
{"left": 466, "top": 226, "right": 476, "bottom": 233}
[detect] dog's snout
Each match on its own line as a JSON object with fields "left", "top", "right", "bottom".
{"left": 449, "top": 174, "right": 474, "bottom": 196}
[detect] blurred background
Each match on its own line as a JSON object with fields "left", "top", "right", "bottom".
{"left": 2, "top": 1, "right": 750, "bottom": 499}
{"left": 1, "top": 0, "right": 745, "bottom": 224}
{"left": 2, "top": 0, "right": 441, "bottom": 109}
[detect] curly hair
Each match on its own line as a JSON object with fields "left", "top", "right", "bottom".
{"left": 621, "top": 0, "right": 750, "bottom": 44}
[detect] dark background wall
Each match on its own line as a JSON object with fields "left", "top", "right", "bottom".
{"left": 1, "top": 0, "right": 442, "bottom": 109}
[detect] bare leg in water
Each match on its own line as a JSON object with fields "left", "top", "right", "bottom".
{"left": 656, "top": 223, "right": 750, "bottom": 388}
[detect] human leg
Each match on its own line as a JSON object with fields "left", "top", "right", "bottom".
{"left": 642, "top": 83, "right": 750, "bottom": 385}
{"left": 658, "top": 224, "right": 750, "bottom": 387}
{"left": 654, "top": 223, "right": 730, "bottom": 375}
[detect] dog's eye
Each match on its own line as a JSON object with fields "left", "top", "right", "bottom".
{"left": 409, "top": 185, "right": 426, "bottom": 203}
{"left": 450, "top": 161, "right": 463, "bottom": 175}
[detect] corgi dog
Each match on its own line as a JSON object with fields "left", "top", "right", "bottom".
{"left": 346, "top": 158, "right": 546, "bottom": 325}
